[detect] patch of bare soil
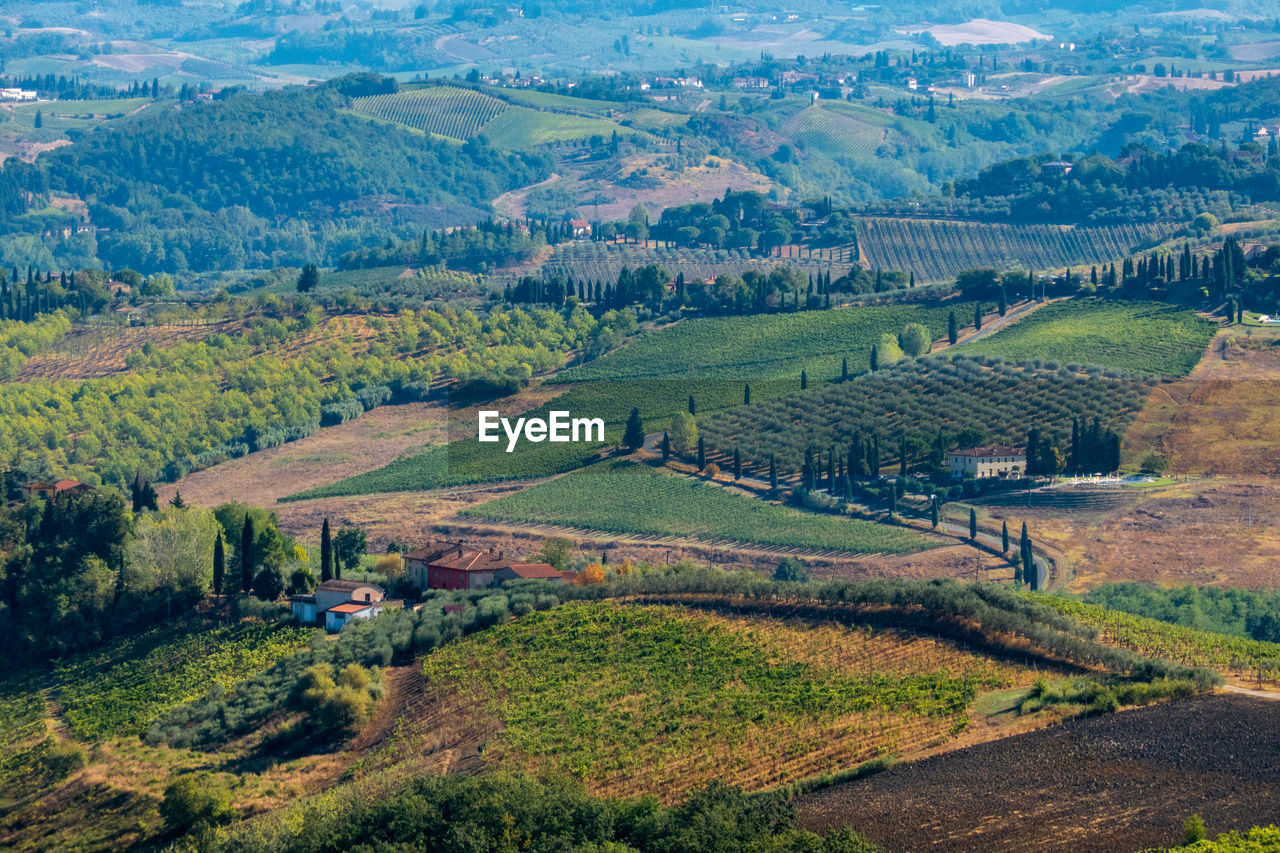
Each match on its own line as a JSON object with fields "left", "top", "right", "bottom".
{"left": 1125, "top": 327, "right": 1280, "bottom": 476}
{"left": 797, "top": 693, "right": 1280, "bottom": 853}
{"left": 982, "top": 479, "right": 1280, "bottom": 591}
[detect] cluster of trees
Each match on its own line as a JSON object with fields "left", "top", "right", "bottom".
{"left": 224, "top": 772, "right": 877, "bottom": 852}
{"left": 1026, "top": 418, "right": 1123, "bottom": 478}
{"left": 3, "top": 74, "right": 552, "bottom": 273}
{"left": 1085, "top": 582, "right": 1280, "bottom": 643}
{"left": 337, "top": 218, "right": 569, "bottom": 274}
{"left": 0, "top": 300, "right": 630, "bottom": 487}
{"left": 952, "top": 141, "right": 1280, "bottom": 224}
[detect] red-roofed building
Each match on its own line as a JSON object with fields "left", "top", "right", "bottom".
{"left": 405, "top": 541, "right": 565, "bottom": 590}
{"left": 23, "top": 480, "right": 93, "bottom": 501}
{"left": 292, "top": 579, "right": 399, "bottom": 630}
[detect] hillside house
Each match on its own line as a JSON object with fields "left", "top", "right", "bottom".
{"left": 292, "top": 579, "right": 398, "bottom": 631}
{"left": 570, "top": 219, "right": 592, "bottom": 238}
{"left": 948, "top": 447, "right": 1026, "bottom": 479}
{"left": 404, "top": 540, "right": 564, "bottom": 590}
{"left": 23, "top": 480, "right": 93, "bottom": 501}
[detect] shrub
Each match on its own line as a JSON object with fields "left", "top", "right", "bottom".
{"left": 1185, "top": 813, "right": 1207, "bottom": 844}
{"left": 772, "top": 557, "right": 810, "bottom": 583}
{"left": 160, "top": 773, "right": 233, "bottom": 835}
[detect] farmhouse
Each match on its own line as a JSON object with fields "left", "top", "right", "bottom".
{"left": 570, "top": 219, "right": 592, "bottom": 238}
{"left": 291, "top": 579, "right": 399, "bottom": 631}
{"left": 0, "top": 88, "right": 37, "bottom": 101}
{"left": 948, "top": 446, "right": 1026, "bottom": 479}
{"left": 404, "top": 540, "right": 564, "bottom": 590}
{"left": 23, "top": 480, "right": 93, "bottom": 501}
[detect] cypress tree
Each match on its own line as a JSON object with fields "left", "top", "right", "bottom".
{"left": 930, "top": 498, "right": 939, "bottom": 528}
{"left": 998, "top": 284, "right": 1007, "bottom": 316}
{"left": 800, "top": 369, "right": 807, "bottom": 390}
{"left": 870, "top": 344, "right": 879, "bottom": 371}
{"left": 948, "top": 311, "right": 958, "bottom": 345}
{"left": 241, "top": 514, "right": 255, "bottom": 594}
{"left": 744, "top": 383, "right": 751, "bottom": 405}
{"left": 688, "top": 395, "right": 696, "bottom": 416}
{"left": 843, "top": 472, "right": 853, "bottom": 502}
{"left": 733, "top": 448, "right": 742, "bottom": 480}
{"left": 969, "top": 507, "right": 977, "bottom": 540}
{"left": 841, "top": 357, "right": 848, "bottom": 380}
{"left": 827, "top": 450, "right": 836, "bottom": 493}
{"left": 697, "top": 436, "right": 706, "bottom": 470}
{"left": 662, "top": 431, "right": 671, "bottom": 462}
{"left": 973, "top": 303, "right": 983, "bottom": 331}
{"left": 321, "top": 518, "right": 333, "bottom": 582}
{"left": 1014, "top": 557, "right": 1023, "bottom": 586}
{"left": 623, "top": 407, "right": 645, "bottom": 450}
{"left": 769, "top": 455, "right": 778, "bottom": 490}
{"left": 213, "top": 533, "right": 225, "bottom": 596}
{"left": 1001, "top": 520, "right": 1009, "bottom": 554}
{"left": 889, "top": 481, "right": 898, "bottom": 517}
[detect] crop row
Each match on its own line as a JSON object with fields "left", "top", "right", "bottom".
{"left": 959, "top": 298, "right": 1217, "bottom": 378}
{"left": 699, "top": 357, "right": 1151, "bottom": 475}
{"left": 855, "top": 218, "right": 1179, "bottom": 283}
{"left": 1035, "top": 595, "right": 1280, "bottom": 678}
{"left": 352, "top": 87, "right": 509, "bottom": 140}
{"left": 461, "top": 458, "right": 935, "bottom": 554}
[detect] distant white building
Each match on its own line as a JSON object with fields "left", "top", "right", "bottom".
{"left": 948, "top": 446, "right": 1026, "bottom": 479}
{"left": 907, "top": 77, "right": 918, "bottom": 91}
{"left": 1, "top": 88, "right": 37, "bottom": 101}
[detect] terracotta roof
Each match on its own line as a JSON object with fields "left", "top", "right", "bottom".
{"left": 53, "top": 479, "right": 89, "bottom": 490}
{"left": 317, "top": 579, "right": 384, "bottom": 593}
{"left": 502, "top": 563, "right": 564, "bottom": 579}
{"left": 328, "top": 602, "right": 373, "bottom": 614}
{"left": 951, "top": 446, "right": 1023, "bottom": 459}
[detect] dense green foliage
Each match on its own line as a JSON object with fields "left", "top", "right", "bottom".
{"left": 699, "top": 357, "right": 1151, "bottom": 477}
{"left": 4, "top": 77, "right": 550, "bottom": 272}
{"left": 0, "top": 310, "right": 71, "bottom": 378}
{"left": 1139, "top": 826, "right": 1280, "bottom": 853}
{"left": 1085, "top": 582, "right": 1280, "bottom": 643}
{"left": 0, "top": 304, "right": 619, "bottom": 486}
{"left": 463, "top": 459, "right": 936, "bottom": 554}
{"left": 960, "top": 298, "right": 1216, "bottom": 377}
{"left": 221, "top": 772, "right": 878, "bottom": 853}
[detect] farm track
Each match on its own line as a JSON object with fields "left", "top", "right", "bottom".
{"left": 797, "top": 692, "right": 1280, "bottom": 853}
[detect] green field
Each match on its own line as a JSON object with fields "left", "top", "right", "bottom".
{"left": 290, "top": 304, "right": 973, "bottom": 499}
{"left": 351, "top": 86, "right": 509, "bottom": 141}
{"left": 700, "top": 358, "right": 1152, "bottom": 475}
{"left": 53, "top": 621, "right": 314, "bottom": 740}
{"left": 561, "top": 302, "right": 975, "bottom": 383}
{"left": 350, "top": 84, "right": 637, "bottom": 148}
{"left": 462, "top": 458, "right": 936, "bottom": 553}
{"left": 960, "top": 298, "right": 1217, "bottom": 377}
{"left": 855, "top": 219, "right": 1180, "bottom": 284}
{"left": 421, "top": 600, "right": 1014, "bottom": 794}
{"left": 784, "top": 104, "right": 884, "bottom": 159}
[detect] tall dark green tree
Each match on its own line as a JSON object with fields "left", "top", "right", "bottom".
{"left": 1001, "top": 520, "right": 1009, "bottom": 554}
{"left": 743, "top": 383, "right": 750, "bottom": 405}
{"left": 296, "top": 263, "right": 320, "bottom": 293}
{"left": 661, "top": 431, "right": 671, "bottom": 462}
{"left": 870, "top": 344, "right": 879, "bottom": 371}
{"left": 973, "top": 303, "right": 983, "bottom": 331}
{"left": 947, "top": 311, "right": 958, "bottom": 346}
{"left": 240, "top": 514, "right": 255, "bottom": 595}
{"left": 688, "top": 395, "right": 696, "bottom": 416}
{"left": 733, "top": 448, "right": 742, "bottom": 480}
{"left": 213, "top": 533, "right": 225, "bottom": 597}
{"left": 969, "top": 507, "right": 977, "bottom": 540}
{"left": 998, "top": 285, "right": 1007, "bottom": 316}
{"left": 697, "top": 436, "right": 706, "bottom": 470}
{"left": 930, "top": 498, "right": 939, "bottom": 528}
{"left": 321, "top": 518, "right": 333, "bottom": 582}
{"left": 623, "top": 407, "right": 645, "bottom": 450}
{"left": 841, "top": 357, "right": 848, "bottom": 380}
{"left": 769, "top": 455, "right": 778, "bottom": 490}
{"left": 800, "top": 369, "right": 807, "bottom": 390}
